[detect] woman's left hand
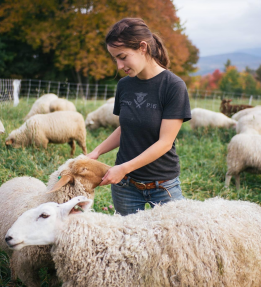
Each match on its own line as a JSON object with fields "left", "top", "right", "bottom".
{"left": 99, "top": 164, "right": 127, "bottom": 186}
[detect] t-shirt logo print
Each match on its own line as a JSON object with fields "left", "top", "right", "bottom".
{"left": 134, "top": 92, "right": 147, "bottom": 108}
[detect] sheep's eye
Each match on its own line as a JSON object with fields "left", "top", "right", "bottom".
{"left": 39, "top": 213, "right": 49, "bottom": 219}
{"left": 82, "top": 168, "right": 88, "bottom": 172}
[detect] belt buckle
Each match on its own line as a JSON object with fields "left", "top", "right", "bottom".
{"left": 134, "top": 181, "right": 146, "bottom": 190}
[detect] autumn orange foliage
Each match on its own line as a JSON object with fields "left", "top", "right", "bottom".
{"left": 0, "top": 0, "right": 199, "bottom": 81}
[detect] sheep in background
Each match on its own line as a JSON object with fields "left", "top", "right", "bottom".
{"left": 225, "top": 133, "right": 261, "bottom": 189}
{"left": 236, "top": 113, "right": 261, "bottom": 135}
{"left": 0, "top": 156, "right": 110, "bottom": 286}
{"left": 49, "top": 98, "right": 76, "bottom": 112}
{"left": 85, "top": 102, "right": 119, "bottom": 130}
{"left": 106, "top": 97, "right": 115, "bottom": 103}
{"left": 0, "top": 120, "right": 4, "bottom": 133}
{"left": 5, "top": 111, "right": 87, "bottom": 156}
{"left": 220, "top": 99, "right": 253, "bottom": 117}
{"left": 24, "top": 93, "right": 58, "bottom": 120}
{"left": 232, "top": 106, "right": 261, "bottom": 121}
{"left": 190, "top": 108, "right": 237, "bottom": 129}
{"left": 6, "top": 196, "right": 261, "bottom": 287}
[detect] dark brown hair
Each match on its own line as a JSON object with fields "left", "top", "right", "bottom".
{"left": 106, "top": 18, "right": 170, "bottom": 69}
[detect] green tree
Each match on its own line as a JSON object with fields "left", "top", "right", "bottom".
{"left": 224, "top": 59, "right": 231, "bottom": 72}
{"left": 256, "top": 64, "right": 261, "bottom": 83}
{"left": 243, "top": 73, "right": 257, "bottom": 95}
{"left": 219, "top": 66, "right": 243, "bottom": 95}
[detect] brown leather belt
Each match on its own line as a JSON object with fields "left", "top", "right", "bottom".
{"left": 123, "top": 176, "right": 169, "bottom": 191}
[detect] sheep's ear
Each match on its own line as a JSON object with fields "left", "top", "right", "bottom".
{"left": 5, "top": 139, "right": 13, "bottom": 145}
{"left": 47, "top": 175, "right": 73, "bottom": 193}
{"left": 60, "top": 197, "right": 93, "bottom": 217}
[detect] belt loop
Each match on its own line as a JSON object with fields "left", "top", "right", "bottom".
{"left": 155, "top": 180, "right": 159, "bottom": 189}
{"left": 126, "top": 176, "right": 130, "bottom": 186}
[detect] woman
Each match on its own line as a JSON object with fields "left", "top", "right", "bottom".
{"left": 87, "top": 18, "right": 191, "bottom": 215}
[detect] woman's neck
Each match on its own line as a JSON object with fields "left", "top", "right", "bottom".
{"left": 136, "top": 59, "right": 165, "bottom": 80}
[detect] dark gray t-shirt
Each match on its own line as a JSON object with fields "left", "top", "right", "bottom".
{"left": 113, "top": 70, "right": 191, "bottom": 181}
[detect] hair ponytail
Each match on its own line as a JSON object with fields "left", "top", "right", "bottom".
{"left": 106, "top": 18, "right": 170, "bottom": 69}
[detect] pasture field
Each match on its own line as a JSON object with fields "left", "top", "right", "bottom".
{"left": 0, "top": 97, "right": 261, "bottom": 286}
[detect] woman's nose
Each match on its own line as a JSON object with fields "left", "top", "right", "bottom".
{"left": 116, "top": 59, "right": 124, "bottom": 70}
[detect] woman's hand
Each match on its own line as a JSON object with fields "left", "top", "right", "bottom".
{"left": 99, "top": 164, "right": 127, "bottom": 186}
{"left": 85, "top": 150, "right": 100, "bottom": 160}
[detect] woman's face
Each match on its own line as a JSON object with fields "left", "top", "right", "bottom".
{"left": 107, "top": 43, "right": 147, "bottom": 78}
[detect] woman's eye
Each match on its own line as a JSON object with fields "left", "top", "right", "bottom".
{"left": 119, "top": 56, "right": 126, "bottom": 60}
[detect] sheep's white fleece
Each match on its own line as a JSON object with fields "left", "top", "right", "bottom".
{"left": 85, "top": 102, "right": 119, "bottom": 130}
{"left": 51, "top": 197, "right": 261, "bottom": 287}
{"left": 5, "top": 111, "right": 86, "bottom": 155}
{"left": 49, "top": 98, "right": 76, "bottom": 112}
{"left": 190, "top": 108, "right": 237, "bottom": 129}
{"left": 232, "top": 106, "right": 261, "bottom": 121}
{"left": 24, "top": 93, "right": 58, "bottom": 120}
{"left": 0, "top": 155, "right": 110, "bottom": 287}
{"left": 225, "top": 133, "right": 261, "bottom": 189}
{"left": 0, "top": 120, "right": 4, "bottom": 133}
{"left": 236, "top": 113, "right": 261, "bottom": 135}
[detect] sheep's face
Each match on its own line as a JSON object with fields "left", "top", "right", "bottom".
{"left": 85, "top": 114, "right": 99, "bottom": 130}
{"left": 5, "top": 196, "right": 92, "bottom": 250}
{"left": 48, "top": 157, "right": 111, "bottom": 193}
{"left": 5, "top": 132, "right": 22, "bottom": 148}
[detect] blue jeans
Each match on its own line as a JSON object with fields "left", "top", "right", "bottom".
{"left": 111, "top": 176, "right": 184, "bottom": 216}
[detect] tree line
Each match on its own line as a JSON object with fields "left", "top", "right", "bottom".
{"left": 0, "top": 0, "right": 199, "bottom": 85}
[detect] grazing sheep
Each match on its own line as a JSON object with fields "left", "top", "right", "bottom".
{"left": 5, "top": 111, "right": 87, "bottom": 156}
{"left": 106, "top": 97, "right": 115, "bottom": 103}
{"left": 49, "top": 98, "right": 77, "bottom": 112}
{"left": 24, "top": 93, "right": 58, "bottom": 120}
{"left": 225, "top": 133, "right": 261, "bottom": 189}
{"left": 190, "top": 108, "right": 237, "bottom": 129}
{"left": 220, "top": 99, "right": 253, "bottom": 117}
{"left": 236, "top": 113, "right": 261, "bottom": 135}
{"left": 0, "top": 156, "right": 110, "bottom": 287}
{"left": 85, "top": 102, "right": 119, "bottom": 130}
{"left": 6, "top": 196, "right": 261, "bottom": 287}
{"left": 232, "top": 106, "right": 261, "bottom": 121}
{"left": 0, "top": 120, "right": 4, "bottom": 133}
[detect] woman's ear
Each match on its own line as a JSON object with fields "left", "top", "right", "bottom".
{"left": 139, "top": 41, "right": 148, "bottom": 53}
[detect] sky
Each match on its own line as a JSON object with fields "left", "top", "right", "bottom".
{"left": 173, "top": 0, "right": 261, "bottom": 57}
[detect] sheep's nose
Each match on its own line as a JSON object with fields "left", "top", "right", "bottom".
{"left": 5, "top": 236, "right": 13, "bottom": 242}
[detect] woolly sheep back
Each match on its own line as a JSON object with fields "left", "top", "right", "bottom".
{"left": 0, "top": 120, "right": 4, "bottom": 133}
{"left": 232, "top": 106, "right": 261, "bottom": 121}
{"left": 236, "top": 113, "right": 261, "bottom": 135}
{"left": 24, "top": 93, "right": 58, "bottom": 120}
{"left": 190, "top": 108, "right": 237, "bottom": 129}
{"left": 52, "top": 197, "right": 261, "bottom": 287}
{"left": 49, "top": 98, "right": 77, "bottom": 112}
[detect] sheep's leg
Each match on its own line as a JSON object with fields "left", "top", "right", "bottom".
{"left": 77, "top": 140, "right": 87, "bottom": 155}
{"left": 69, "top": 140, "right": 76, "bottom": 156}
{"left": 225, "top": 172, "right": 232, "bottom": 187}
{"left": 235, "top": 174, "right": 240, "bottom": 190}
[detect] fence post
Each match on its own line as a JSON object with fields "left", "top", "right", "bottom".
{"left": 66, "top": 83, "right": 70, "bottom": 99}
{"left": 249, "top": 95, "right": 253, "bottom": 105}
{"left": 104, "top": 85, "right": 108, "bottom": 101}
{"left": 47, "top": 81, "right": 51, "bottom": 93}
{"left": 94, "top": 83, "right": 98, "bottom": 105}
{"left": 76, "top": 83, "right": 79, "bottom": 104}
{"left": 27, "top": 79, "right": 31, "bottom": 102}
{"left": 37, "top": 80, "right": 41, "bottom": 98}
{"left": 57, "top": 82, "right": 60, "bottom": 97}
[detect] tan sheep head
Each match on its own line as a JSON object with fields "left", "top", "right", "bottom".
{"left": 47, "top": 157, "right": 111, "bottom": 196}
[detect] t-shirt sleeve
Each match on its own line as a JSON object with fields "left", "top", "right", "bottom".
{"left": 113, "top": 84, "right": 121, "bottom": 116}
{"left": 162, "top": 80, "right": 191, "bottom": 122}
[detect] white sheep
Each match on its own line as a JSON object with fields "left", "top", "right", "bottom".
{"left": 190, "top": 108, "right": 237, "bottom": 129}
{"left": 85, "top": 102, "right": 119, "bottom": 130}
{"left": 49, "top": 98, "right": 77, "bottom": 112}
{"left": 6, "top": 196, "right": 261, "bottom": 287}
{"left": 106, "top": 97, "right": 115, "bottom": 103}
{"left": 0, "top": 120, "right": 4, "bottom": 133}
{"left": 5, "top": 111, "right": 87, "bottom": 156}
{"left": 225, "top": 133, "right": 261, "bottom": 189}
{"left": 236, "top": 113, "right": 261, "bottom": 135}
{"left": 231, "top": 106, "right": 261, "bottom": 121}
{"left": 0, "top": 156, "right": 110, "bottom": 286}
{"left": 24, "top": 93, "right": 58, "bottom": 120}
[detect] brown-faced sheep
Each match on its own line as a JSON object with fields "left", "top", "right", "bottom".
{"left": 6, "top": 196, "right": 261, "bottom": 287}
{"left": 5, "top": 111, "right": 87, "bottom": 156}
{"left": 220, "top": 99, "right": 253, "bottom": 117}
{"left": 0, "top": 156, "right": 111, "bottom": 286}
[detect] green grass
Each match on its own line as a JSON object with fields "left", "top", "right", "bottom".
{"left": 1, "top": 97, "right": 261, "bottom": 286}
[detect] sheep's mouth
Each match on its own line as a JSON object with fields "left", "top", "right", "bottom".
{"left": 8, "top": 241, "right": 24, "bottom": 249}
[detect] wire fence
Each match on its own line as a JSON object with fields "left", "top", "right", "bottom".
{"left": 1, "top": 78, "right": 261, "bottom": 110}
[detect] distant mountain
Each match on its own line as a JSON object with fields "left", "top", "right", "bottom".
{"left": 194, "top": 50, "right": 261, "bottom": 76}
